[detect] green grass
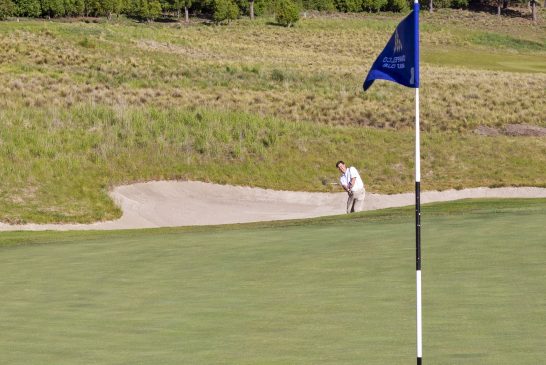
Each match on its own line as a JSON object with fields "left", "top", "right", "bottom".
{"left": 470, "top": 32, "right": 545, "bottom": 52}
{"left": 1, "top": 199, "right": 545, "bottom": 364}
{"left": 423, "top": 47, "right": 546, "bottom": 73}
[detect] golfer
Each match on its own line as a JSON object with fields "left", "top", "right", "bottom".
{"left": 336, "top": 160, "right": 365, "bottom": 213}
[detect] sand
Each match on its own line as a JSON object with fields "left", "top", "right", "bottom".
{"left": 1, "top": 181, "right": 545, "bottom": 231}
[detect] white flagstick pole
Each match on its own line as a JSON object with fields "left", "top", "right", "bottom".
{"left": 415, "top": 87, "right": 422, "bottom": 365}
{"left": 414, "top": 1, "right": 422, "bottom": 364}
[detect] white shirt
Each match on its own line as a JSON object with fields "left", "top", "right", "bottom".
{"left": 340, "top": 166, "right": 364, "bottom": 192}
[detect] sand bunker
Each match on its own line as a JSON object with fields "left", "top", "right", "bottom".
{"left": 1, "top": 181, "right": 546, "bottom": 231}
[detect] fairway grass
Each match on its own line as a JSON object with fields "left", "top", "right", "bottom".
{"left": 1, "top": 200, "right": 545, "bottom": 364}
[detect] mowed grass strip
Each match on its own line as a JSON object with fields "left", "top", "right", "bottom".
{"left": 0, "top": 200, "right": 544, "bottom": 364}
{"left": 1, "top": 106, "right": 546, "bottom": 223}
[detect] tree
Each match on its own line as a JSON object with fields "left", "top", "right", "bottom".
{"left": 212, "top": 0, "right": 238, "bottom": 23}
{"left": 275, "top": 0, "right": 299, "bottom": 26}
{"left": 147, "top": 0, "right": 160, "bottom": 20}
{"left": 301, "top": 0, "right": 335, "bottom": 10}
{"left": 450, "top": 0, "right": 467, "bottom": 8}
{"left": 171, "top": 0, "right": 191, "bottom": 22}
{"left": 14, "top": 0, "right": 41, "bottom": 16}
{"left": 73, "top": 0, "right": 84, "bottom": 14}
{"left": 128, "top": 0, "right": 161, "bottom": 21}
{"left": 99, "top": 0, "right": 116, "bottom": 19}
{"left": 0, "top": 0, "right": 16, "bottom": 19}
{"left": 63, "top": 0, "right": 78, "bottom": 15}
{"left": 85, "top": 0, "right": 101, "bottom": 15}
{"left": 385, "top": 0, "right": 407, "bottom": 11}
{"left": 361, "top": 0, "right": 386, "bottom": 12}
{"left": 248, "top": 0, "right": 253, "bottom": 18}
{"left": 530, "top": 0, "right": 536, "bottom": 21}
{"left": 137, "top": 0, "right": 148, "bottom": 18}
{"left": 180, "top": 0, "right": 192, "bottom": 24}
{"left": 334, "top": 0, "right": 361, "bottom": 12}
{"left": 40, "top": 0, "right": 65, "bottom": 17}
{"left": 183, "top": 0, "right": 190, "bottom": 22}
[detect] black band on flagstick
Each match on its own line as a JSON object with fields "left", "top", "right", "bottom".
{"left": 416, "top": 179, "right": 422, "bottom": 365}
{"left": 416, "top": 181, "right": 421, "bottom": 271}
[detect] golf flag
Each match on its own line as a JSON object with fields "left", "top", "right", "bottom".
{"left": 362, "top": 3, "right": 423, "bottom": 365}
{"left": 363, "top": 3, "right": 419, "bottom": 91}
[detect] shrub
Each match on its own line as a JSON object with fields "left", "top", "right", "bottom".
{"left": 302, "top": 0, "right": 335, "bottom": 11}
{"left": 234, "top": 0, "right": 267, "bottom": 16}
{"left": 78, "top": 37, "right": 97, "bottom": 48}
{"left": 385, "top": 0, "right": 408, "bottom": 11}
{"left": 40, "top": 0, "right": 66, "bottom": 17}
{"left": 0, "top": 0, "right": 16, "bottom": 18}
{"left": 432, "top": 0, "right": 452, "bottom": 8}
{"left": 212, "top": 0, "right": 239, "bottom": 23}
{"left": 14, "top": 0, "right": 41, "bottom": 17}
{"left": 275, "top": 0, "right": 299, "bottom": 26}
{"left": 334, "top": 0, "right": 361, "bottom": 12}
{"left": 361, "top": 0, "right": 386, "bottom": 12}
{"left": 147, "top": 0, "right": 162, "bottom": 19}
{"left": 450, "top": 0, "right": 468, "bottom": 8}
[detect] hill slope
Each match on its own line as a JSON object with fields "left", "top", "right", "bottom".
{"left": 0, "top": 10, "right": 544, "bottom": 223}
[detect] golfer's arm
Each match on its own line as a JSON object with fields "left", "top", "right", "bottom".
{"left": 350, "top": 177, "right": 356, "bottom": 188}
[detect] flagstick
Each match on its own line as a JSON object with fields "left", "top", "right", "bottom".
{"left": 415, "top": 87, "right": 422, "bottom": 365}
{"left": 362, "top": 3, "right": 422, "bottom": 361}
{"left": 414, "top": 3, "right": 422, "bottom": 364}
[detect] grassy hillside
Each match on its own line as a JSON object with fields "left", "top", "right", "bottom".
{"left": 2, "top": 107, "right": 546, "bottom": 224}
{"left": 1, "top": 11, "right": 544, "bottom": 130}
{"left": 0, "top": 10, "right": 545, "bottom": 223}
{"left": 1, "top": 200, "right": 545, "bottom": 363}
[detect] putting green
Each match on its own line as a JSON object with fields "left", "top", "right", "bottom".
{"left": 0, "top": 200, "right": 544, "bottom": 364}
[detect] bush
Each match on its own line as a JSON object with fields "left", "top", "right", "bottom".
{"left": 40, "top": 0, "right": 66, "bottom": 17}
{"left": 0, "top": 0, "right": 15, "bottom": 18}
{"left": 212, "top": 0, "right": 239, "bottom": 23}
{"left": 450, "top": 0, "right": 468, "bottom": 8}
{"left": 275, "top": 0, "right": 299, "bottom": 26}
{"left": 14, "top": 0, "right": 41, "bottom": 17}
{"left": 385, "top": 0, "right": 407, "bottom": 11}
{"left": 302, "top": 0, "right": 335, "bottom": 10}
{"left": 361, "top": 0, "right": 386, "bottom": 12}
{"left": 147, "top": 0, "right": 162, "bottom": 19}
{"left": 334, "top": 0, "right": 361, "bottom": 12}
{"left": 234, "top": 0, "right": 268, "bottom": 16}
{"left": 432, "top": 0, "right": 452, "bottom": 8}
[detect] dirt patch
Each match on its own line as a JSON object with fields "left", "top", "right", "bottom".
{"left": 504, "top": 124, "right": 546, "bottom": 137}
{"left": 474, "top": 124, "right": 546, "bottom": 137}
{"left": 474, "top": 125, "right": 500, "bottom": 136}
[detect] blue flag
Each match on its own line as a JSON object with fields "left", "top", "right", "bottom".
{"left": 363, "top": 4, "right": 419, "bottom": 91}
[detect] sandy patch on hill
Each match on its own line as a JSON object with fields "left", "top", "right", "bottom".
{"left": 1, "top": 181, "right": 546, "bottom": 231}
{"left": 474, "top": 124, "right": 546, "bottom": 137}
